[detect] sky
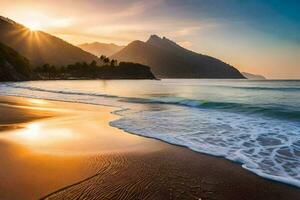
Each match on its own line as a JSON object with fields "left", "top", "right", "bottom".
{"left": 1, "top": 0, "right": 299, "bottom": 79}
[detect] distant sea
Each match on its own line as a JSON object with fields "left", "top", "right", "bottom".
{"left": 1, "top": 79, "right": 299, "bottom": 187}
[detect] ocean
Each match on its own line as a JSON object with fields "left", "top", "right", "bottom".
{"left": 0, "top": 79, "right": 299, "bottom": 187}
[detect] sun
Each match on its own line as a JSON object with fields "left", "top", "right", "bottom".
{"left": 25, "top": 21, "right": 42, "bottom": 31}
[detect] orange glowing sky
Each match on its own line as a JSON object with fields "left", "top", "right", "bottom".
{"left": 1, "top": 0, "right": 299, "bottom": 79}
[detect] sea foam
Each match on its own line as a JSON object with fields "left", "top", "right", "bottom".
{"left": 111, "top": 106, "right": 300, "bottom": 188}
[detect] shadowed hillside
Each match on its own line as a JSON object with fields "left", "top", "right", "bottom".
{"left": 0, "top": 16, "right": 97, "bottom": 67}
{"left": 0, "top": 42, "right": 31, "bottom": 81}
{"left": 112, "top": 35, "right": 245, "bottom": 79}
{"left": 78, "top": 42, "right": 124, "bottom": 57}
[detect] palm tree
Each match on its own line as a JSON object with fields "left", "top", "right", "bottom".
{"left": 104, "top": 57, "right": 110, "bottom": 65}
{"left": 110, "top": 59, "right": 116, "bottom": 66}
{"left": 100, "top": 55, "right": 105, "bottom": 61}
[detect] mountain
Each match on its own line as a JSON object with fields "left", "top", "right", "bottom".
{"left": 242, "top": 72, "right": 266, "bottom": 80}
{"left": 0, "top": 16, "right": 97, "bottom": 67}
{"left": 78, "top": 42, "right": 124, "bottom": 57}
{"left": 112, "top": 35, "right": 245, "bottom": 79}
{"left": 0, "top": 42, "right": 31, "bottom": 81}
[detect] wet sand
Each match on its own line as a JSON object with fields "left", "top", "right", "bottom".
{"left": 0, "top": 96, "right": 299, "bottom": 200}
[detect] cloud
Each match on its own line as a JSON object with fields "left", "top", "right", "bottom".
{"left": 178, "top": 41, "right": 193, "bottom": 48}
{"left": 171, "top": 22, "right": 221, "bottom": 37}
{"left": 109, "top": 0, "right": 164, "bottom": 19}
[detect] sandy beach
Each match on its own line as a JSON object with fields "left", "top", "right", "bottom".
{"left": 0, "top": 96, "right": 299, "bottom": 200}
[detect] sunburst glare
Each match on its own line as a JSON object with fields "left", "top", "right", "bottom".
{"left": 24, "top": 21, "right": 42, "bottom": 31}
{"left": 25, "top": 123, "right": 41, "bottom": 140}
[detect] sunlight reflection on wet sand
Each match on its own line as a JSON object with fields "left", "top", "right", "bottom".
{"left": 0, "top": 98, "right": 160, "bottom": 155}
{"left": 0, "top": 96, "right": 163, "bottom": 200}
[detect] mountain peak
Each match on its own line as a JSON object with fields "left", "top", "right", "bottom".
{"left": 146, "top": 35, "right": 162, "bottom": 43}
{"left": 146, "top": 34, "right": 177, "bottom": 47}
{"left": 146, "top": 34, "right": 185, "bottom": 54}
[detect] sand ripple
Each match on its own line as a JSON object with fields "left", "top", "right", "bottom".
{"left": 41, "top": 151, "right": 217, "bottom": 200}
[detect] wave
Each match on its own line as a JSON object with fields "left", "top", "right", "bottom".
{"left": 4, "top": 83, "right": 119, "bottom": 98}
{"left": 4, "top": 83, "right": 300, "bottom": 121}
{"left": 222, "top": 86, "right": 300, "bottom": 92}
{"left": 122, "top": 97, "right": 300, "bottom": 121}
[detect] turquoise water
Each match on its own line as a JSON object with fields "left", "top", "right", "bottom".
{"left": 0, "top": 79, "right": 299, "bottom": 187}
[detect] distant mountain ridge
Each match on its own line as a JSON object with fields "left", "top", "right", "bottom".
{"left": 242, "top": 72, "right": 266, "bottom": 80}
{"left": 0, "top": 16, "right": 97, "bottom": 67}
{"left": 112, "top": 35, "right": 245, "bottom": 79}
{"left": 78, "top": 42, "right": 124, "bottom": 56}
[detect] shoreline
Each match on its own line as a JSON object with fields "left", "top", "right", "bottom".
{"left": 0, "top": 96, "right": 299, "bottom": 200}
{"left": 110, "top": 120, "right": 300, "bottom": 189}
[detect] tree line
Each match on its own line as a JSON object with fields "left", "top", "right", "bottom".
{"left": 34, "top": 55, "right": 117, "bottom": 79}
{"left": 33, "top": 55, "right": 156, "bottom": 79}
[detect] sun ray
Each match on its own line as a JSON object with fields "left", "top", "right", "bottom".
{"left": 24, "top": 21, "right": 42, "bottom": 31}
